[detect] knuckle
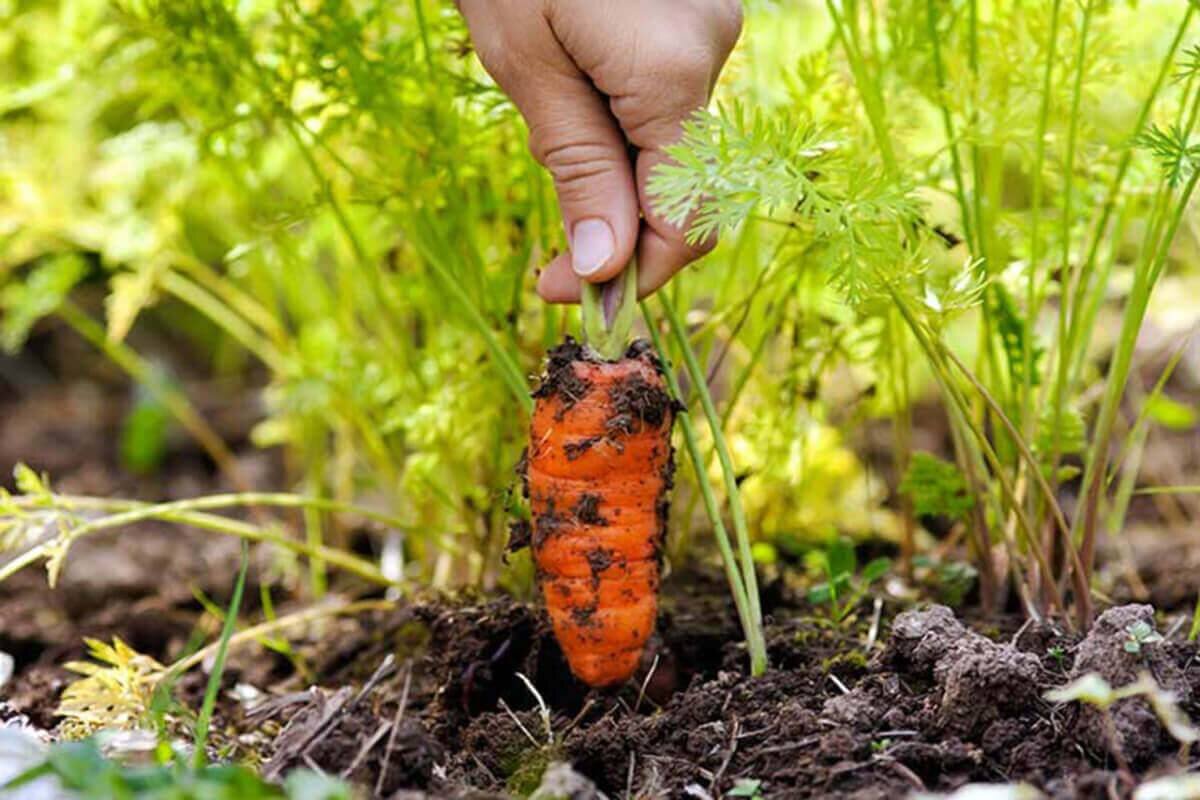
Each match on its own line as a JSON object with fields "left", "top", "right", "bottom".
{"left": 529, "top": 136, "right": 620, "bottom": 188}
{"left": 661, "top": 45, "right": 716, "bottom": 93}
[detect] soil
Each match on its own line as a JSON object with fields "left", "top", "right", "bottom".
{"left": 2, "top": 324, "right": 1200, "bottom": 799}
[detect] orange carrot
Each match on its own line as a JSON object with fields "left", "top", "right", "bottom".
{"left": 523, "top": 337, "right": 676, "bottom": 687}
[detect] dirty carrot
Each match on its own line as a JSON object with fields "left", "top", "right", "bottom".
{"left": 523, "top": 335, "right": 676, "bottom": 688}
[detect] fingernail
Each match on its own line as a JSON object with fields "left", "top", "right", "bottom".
{"left": 571, "top": 219, "right": 614, "bottom": 277}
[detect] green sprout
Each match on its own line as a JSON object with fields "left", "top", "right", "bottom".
{"left": 729, "top": 778, "right": 766, "bottom": 800}
{"left": 1123, "top": 621, "right": 1165, "bottom": 655}
{"left": 806, "top": 538, "right": 891, "bottom": 626}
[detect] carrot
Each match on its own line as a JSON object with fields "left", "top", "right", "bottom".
{"left": 524, "top": 337, "right": 676, "bottom": 687}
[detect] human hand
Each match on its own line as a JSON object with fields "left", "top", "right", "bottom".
{"left": 458, "top": 0, "right": 742, "bottom": 302}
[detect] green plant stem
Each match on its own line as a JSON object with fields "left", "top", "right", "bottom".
{"left": 193, "top": 541, "right": 248, "bottom": 767}
{"left": 1047, "top": 1, "right": 1094, "bottom": 478}
{"left": 938, "top": 344, "right": 1080, "bottom": 620}
{"left": 658, "top": 295, "right": 766, "bottom": 670}
{"left": 1024, "top": 0, "right": 1063, "bottom": 433}
{"left": 641, "top": 306, "right": 766, "bottom": 676}
{"left": 411, "top": 0, "right": 435, "bottom": 75}
{"left": 158, "top": 271, "right": 287, "bottom": 374}
{"left": 890, "top": 291, "right": 1075, "bottom": 618}
{"left": 967, "top": 0, "right": 987, "bottom": 263}
{"left": 56, "top": 302, "right": 251, "bottom": 494}
{"left": 174, "top": 252, "right": 290, "bottom": 346}
{"left": 1068, "top": 8, "right": 1192, "bottom": 386}
{"left": 11, "top": 492, "right": 426, "bottom": 534}
{"left": 1106, "top": 328, "right": 1195, "bottom": 491}
{"left": 924, "top": 0, "right": 977, "bottom": 254}
{"left": 1069, "top": 197, "right": 1133, "bottom": 390}
{"left": 581, "top": 263, "right": 638, "bottom": 360}
{"left": 1134, "top": 486, "right": 1200, "bottom": 496}
{"left": 824, "top": 0, "right": 898, "bottom": 177}
{"left": 408, "top": 210, "right": 533, "bottom": 412}
{"left": 935, "top": 340, "right": 1090, "bottom": 622}
{"left": 169, "top": 599, "right": 395, "bottom": 677}
{"left": 1073, "top": 162, "right": 1200, "bottom": 614}
{"left": 304, "top": 456, "right": 329, "bottom": 599}
{"left": 1, "top": 494, "right": 409, "bottom": 587}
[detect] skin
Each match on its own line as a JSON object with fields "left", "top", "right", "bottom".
{"left": 457, "top": 0, "right": 743, "bottom": 302}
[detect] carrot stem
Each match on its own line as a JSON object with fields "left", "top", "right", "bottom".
{"left": 581, "top": 261, "right": 638, "bottom": 361}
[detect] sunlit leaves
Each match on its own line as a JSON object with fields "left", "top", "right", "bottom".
{"left": 57, "top": 637, "right": 167, "bottom": 739}
{"left": 649, "top": 104, "right": 842, "bottom": 244}
{"left": 1134, "top": 123, "right": 1200, "bottom": 187}
{"left": 648, "top": 103, "right": 923, "bottom": 309}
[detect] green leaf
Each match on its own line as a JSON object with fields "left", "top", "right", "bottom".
{"left": 1128, "top": 621, "right": 1153, "bottom": 639}
{"left": 0, "top": 255, "right": 89, "bottom": 353}
{"left": 1054, "top": 465, "right": 1082, "bottom": 483}
{"left": 1144, "top": 395, "right": 1197, "bottom": 430}
{"left": 751, "top": 541, "right": 778, "bottom": 565}
{"left": 284, "top": 770, "right": 354, "bottom": 800}
{"left": 729, "top": 778, "right": 764, "bottom": 798}
{"left": 1037, "top": 405, "right": 1086, "bottom": 458}
{"left": 1135, "top": 123, "right": 1200, "bottom": 187}
{"left": 193, "top": 542, "right": 250, "bottom": 767}
{"left": 861, "top": 557, "right": 892, "bottom": 584}
{"left": 807, "top": 583, "right": 834, "bottom": 604}
{"left": 900, "top": 452, "right": 973, "bottom": 521}
{"left": 991, "top": 283, "right": 1042, "bottom": 387}
{"left": 106, "top": 266, "right": 162, "bottom": 344}
{"left": 827, "top": 538, "right": 857, "bottom": 581}
{"left": 120, "top": 398, "right": 172, "bottom": 475}
{"left": 12, "top": 463, "right": 49, "bottom": 498}
{"left": 1045, "top": 673, "right": 1115, "bottom": 708}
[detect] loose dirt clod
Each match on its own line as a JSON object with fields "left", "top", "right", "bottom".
{"left": 1068, "top": 604, "right": 1192, "bottom": 764}
{"left": 572, "top": 493, "right": 607, "bottom": 526}
{"left": 257, "top": 686, "right": 444, "bottom": 794}
{"left": 883, "top": 605, "right": 1042, "bottom": 736}
{"left": 531, "top": 337, "right": 593, "bottom": 415}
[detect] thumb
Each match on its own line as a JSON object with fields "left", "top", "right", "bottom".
{"left": 521, "top": 78, "right": 639, "bottom": 294}
{"left": 457, "top": 1, "right": 637, "bottom": 299}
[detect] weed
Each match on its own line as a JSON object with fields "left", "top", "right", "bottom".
{"left": 806, "top": 537, "right": 891, "bottom": 625}
{"left": 821, "top": 650, "right": 870, "bottom": 675}
{"left": 2, "top": 738, "right": 353, "bottom": 799}
{"left": 1047, "top": 646, "right": 1068, "bottom": 672}
{"left": 729, "top": 778, "right": 766, "bottom": 800}
{"left": 1123, "top": 621, "right": 1165, "bottom": 656}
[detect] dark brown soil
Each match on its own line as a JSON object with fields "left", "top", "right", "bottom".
{"left": 7, "top": 559, "right": 1199, "bottom": 799}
